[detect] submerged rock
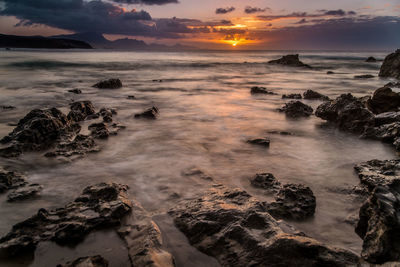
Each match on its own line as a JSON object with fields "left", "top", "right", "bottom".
{"left": 67, "top": 89, "right": 82, "bottom": 94}
{"left": 92, "top": 78, "right": 122, "bottom": 89}
{"left": 45, "top": 134, "right": 100, "bottom": 158}
{"left": 134, "top": 107, "right": 159, "bottom": 119}
{"left": 250, "top": 87, "right": 276, "bottom": 95}
{"left": 379, "top": 49, "right": 400, "bottom": 79}
{"left": 327, "top": 71, "right": 335, "bottom": 74}
{"left": 366, "top": 57, "right": 377, "bottom": 63}
{"left": 1, "top": 106, "right": 16, "bottom": 110}
{"left": 182, "top": 167, "right": 213, "bottom": 181}
{"left": 246, "top": 138, "right": 270, "bottom": 147}
{"left": 303, "top": 90, "right": 330, "bottom": 101}
{"left": 89, "top": 123, "right": 110, "bottom": 139}
{"left": 169, "top": 185, "right": 359, "bottom": 267}
{"left": 7, "top": 184, "right": 42, "bottom": 202}
{"left": 0, "top": 168, "right": 26, "bottom": 193}
{"left": 57, "top": 255, "right": 108, "bottom": 267}
{"left": 282, "top": 93, "right": 302, "bottom": 99}
{"left": 354, "top": 74, "right": 374, "bottom": 79}
{"left": 278, "top": 101, "right": 313, "bottom": 118}
{"left": 68, "top": 101, "right": 96, "bottom": 122}
{"left": 268, "top": 54, "right": 312, "bottom": 68}
{"left": 127, "top": 95, "right": 136, "bottom": 100}
{"left": 0, "top": 183, "right": 131, "bottom": 258}
{"left": 367, "top": 86, "right": 400, "bottom": 114}
{"left": 362, "top": 122, "right": 400, "bottom": 150}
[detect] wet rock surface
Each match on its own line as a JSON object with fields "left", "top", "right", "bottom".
{"left": 278, "top": 101, "right": 313, "bottom": 118}
{"left": 354, "top": 74, "right": 374, "bottom": 79}
{"left": 169, "top": 185, "right": 359, "bottom": 267}
{"left": 134, "top": 107, "right": 159, "bottom": 119}
{"left": 57, "top": 255, "right": 109, "bottom": 267}
{"left": 92, "top": 79, "right": 122, "bottom": 89}
{"left": 67, "top": 89, "right": 82, "bottom": 94}
{"left": 367, "top": 86, "right": 400, "bottom": 114}
{"left": 354, "top": 159, "right": 400, "bottom": 190}
{"left": 366, "top": 57, "right": 377, "bottom": 62}
{"left": 246, "top": 138, "right": 270, "bottom": 147}
{"left": 379, "top": 49, "right": 400, "bottom": 79}
{"left": 250, "top": 173, "right": 281, "bottom": 192}
{"left": 45, "top": 134, "right": 100, "bottom": 158}
{"left": 7, "top": 184, "right": 43, "bottom": 202}
{"left": 303, "top": 90, "right": 330, "bottom": 101}
{"left": 268, "top": 54, "right": 312, "bottom": 68}
{"left": 0, "top": 183, "right": 132, "bottom": 258}
{"left": 0, "top": 168, "right": 27, "bottom": 193}
{"left": 1, "top": 105, "right": 16, "bottom": 110}
{"left": 250, "top": 87, "right": 276, "bottom": 95}
{"left": 282, "top": 93, "right": 302, "bottom": 99}
{"left": 68, "top": 101, "right": 96, "bottom": 122}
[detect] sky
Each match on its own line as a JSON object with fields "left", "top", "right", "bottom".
{"left": 0, "top": 0, "right": 399, "bottom": 50}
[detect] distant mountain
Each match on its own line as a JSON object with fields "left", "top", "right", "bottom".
{"left": 0, "top": 34, "right": 92, "bottom": 49}
{"left": 52, "top": 32, "right": 196, "bottom": 51}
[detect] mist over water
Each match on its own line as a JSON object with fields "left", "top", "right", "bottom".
{"left": 0, "top": 49, "right": 397, "bottom": 266}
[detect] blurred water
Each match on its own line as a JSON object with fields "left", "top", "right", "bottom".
{"left": 0, "top": 49, "right": 398, "bottom": 266}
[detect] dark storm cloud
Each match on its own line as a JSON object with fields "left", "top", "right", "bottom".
{"left": 215, "top": 7, "right": 235, "bottom": 14}
{"left": 111, "top": 0, "right": 178, "bottom": 5}
{"left": 244, "top": 6, "right": 269, "bottom": 14}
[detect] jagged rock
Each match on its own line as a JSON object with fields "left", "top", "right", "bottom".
{"left": 366, "top": 57, "right": 377, "bottom": 63}
{"left": 385, "top": 82, "right": 400, "bottom": 88}
{"left": 134, "top": 107, "right": 159, "bottom": 119}
{"left": 246, "top": 138, "right": 270, "bottom": 147}
{"left": 379, "top": 49, "right": 400, "bottom": 79}
{"left": 250, "top": 173, "right": 281, "bottom": 192}
{"left": 98, "top": 108, "right": 116, "bottom": 123}
{"left": 266, "top": 183, "right": 316, "bottom": 220}
{"left": 44, "top": 134, "right": 100, "bottom": 158}
{"left": 0, "top": 168, "right": 26, "bottom": 193}
{"left": 354, "top": 74, "right": 374, "bottom": 79}
{"left": 315, "top": 93, "right": 374, "bottom": 134}
{"left": 92, "top": 79, "right": 122, "bottom": 89}
{"left": 0, "top": 108, "right": 77, "bottom": 157}
{"left": 57, "top": 255, "right": 108, "bottom": 267}
{"left": 268, "top": 54, "right": 312, "bottom": 68}
{"left": 374, "top": 111, "right": 400, "bottom": 126}
{"left": 367, "top": 86, "right": 400, "bottom": 114}
{"left": 68, "top": 101, "right": 96, "bottom": 122}
{"left": 250, "top": 87, "right": 276, "bottom": 95}
{"left": 89, "top": 123, "right": 110, "bottom": 139}
{"left": 67, "top": 89, "right": 82, "bottom": 94}
{"left": 7, "top": 184, "right": 42, "bottom": 202}
{"left": 0, "top": 183, "right": 131, "bottom": 258}
{"left": 169, "top": 185, "right": 359, "bottom": 267}
{"left": 362, "top": 122, "right": 400, "bottom": 150}
{"left": 282, "top": 94, "right": 302, "bottom": 99}
{"left": 278, "top": 101, "right": 313, "bottom": 118}
{"left": 303, "top": 90, "right": 330, "bottom": 101}
{"left": 354, "top": 159, "right": 400, "bottom": 190}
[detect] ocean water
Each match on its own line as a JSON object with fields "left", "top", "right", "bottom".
{"left": 0, "top": 49, "right": 398, "bottom": 266}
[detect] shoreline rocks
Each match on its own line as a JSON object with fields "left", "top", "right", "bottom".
{"left": 303, "top": 90, "right": 330, "bottom": 101}
{"left": 93, "top": 79, "right": 122, "bottom": 89}
{"left": 282, "top": 93, "right": 302, "bottom": 99}
{"left": 57, "top": 255, "right": 108, "bottom": 267}
{"left": 279, "top": 101, "right": 313, "bottom": 118}
{"left": 0, "top": 168, "right": 27, "bottom": 193}
{"left": 366, "top": 57, "right": 377, "bottom": 63}
{"left": 354, "top": 74, "right": 374, "bottom": 79}
{"left": 134, "top": 107, "right": 159, "bottom": 119}
{"left": 379, "top": 49, "right": 400, "bottom": 79}
{"left": 246, "top": 138, "right": 270, "bottom": 147}
{"left": 268, "top": 54, "right": 312, "bottom": 68}
{"left": 366, "top": 86, "right": 400, "bottom": 114}
{"left": 250, "top": 87, "right": 276, "bottom": 95}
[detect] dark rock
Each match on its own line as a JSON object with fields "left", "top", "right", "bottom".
{"left": 93, "top": 79, "right": 122, "bottom": 89}
{"left": 385, "top": 82, "right": 400, "bottom": 88}
{"left": 327, "top": 71, "right": 335, "bottom": 74}
{"left": 282, "top": 94, "right": 302, "bottom": 99}
{"left": 0, "top": 183, "right": 131, "bottom": 258}
{"left": 267, "top": 130, "right": 293, "bottom": 135}
{"left": 278, "top": 101, "right": 313, "bottom": 118}
{"left": 367, "top": 86, "right": 400, "bottom": 114}
{"left": 0, "top": 168, "right": 27, "bottom": 193}
{"left": 374, "top": 111, "right": 400, "bottom": 126}
{"left": 379, "top": 49, "right": 400, "bottom": 79}
{"left": 68, "top": 101, "right": 96, "bottom": 122}
{"left": 152, "top": 79, "right": 162, "bottom": 82}
{"left": 1, "top": 106, "right": 16, "bottom": 110}
{"left": 266, "top": 183, "right": 316, "bottom": 220}
{"left": 250, "top": 173, "right": 281, "bottom": 192}
{"left": 315, "top": 93, "right": 374, "bottom": 134}
{"left": 7, "top": 184, "right": 43, "bottom": 202}
{"left": 250, "top": 87, "right": 277, "bottom": 95}
{"left": 268, "top": 54, "right": 312, "bottom": 68}
{"left": 354, "top": 74, "right": 374, "bottom": 79}
{"left": 98, "top": 108, "right": 116, "bottom": 123}
{"left": 366, "top": 57, "right": 377, "bottom": 63}
{"left": 67, "top": 89, "right": 82, "bottom": 94}
{"left": 303, "top": 90, "right": 330, "bottom": 101}
{"left": 362, "top": 122, "right": 400, "bottom": 150}
{"left": 169, "top": 185, "right": 359, "bottom": 267}
{"left": 134, "top": 107, "right": 159, "bottom": 119}
{"left": 182, "top": 167, "right": 213, "bottom": 181}
{"left": 354, "top": 159, "right": 400, "bottom": 190}
{"left": 44, "top": 134, "right": 100, "bottom": 158}
{"left": 246, "top": 138, "right": 270, "bottom": 147}
{"left": 57, "top": 255, "right": 108, "bottom": 267}
{"left": 89, "top": 123, "right": 110, "bottom": 139}
{"left": 127, "top": 95, "right": 136, "bottom": 100}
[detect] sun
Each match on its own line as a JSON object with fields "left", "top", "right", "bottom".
{"left": 232, "top": 43, "right": 237, "bottom": 47}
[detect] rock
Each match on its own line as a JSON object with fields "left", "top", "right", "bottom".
{"left": 354, "top": 159, "right": 400, "bottom": 190}
{"left": 362, "top": 122, "right": 400, "bottom": 150}
{"left": 182, "top": 167, "right": 213, "bottom": 181}
{"left": 250, "top": 87, "right": 276, "bottom": 95}
{"left": 98, "top": 108, "right": 116, "bottom": 123}
{"left": 92, "top": 79, "right": 122, "bottom": 89}
{"left": 0, "top": 168, "right": 26, "bottom": 193}
{"left": 379, "top": 49, "right": 400, "bottom": 79}
{"left": 67, "top": 89, "right": 82, "bottom": 94}
{"left": 268, "top": 54, "right": 312, "bottom": 68}
{"left": 385, "top": 82, "right": 400, "bottom": 88}
{"left": 169, "top": 185, "right": 359, "bottom": 267}
{"left": 0, "top": 183, "right": 132, "bottom": 258}
{"left": 266, "top": 183, "right": 316, "bottom": 220}
{"left": 315, "top": 93, "right": 374, "bottom": 134}
{"left": 355, "top": 179, "right": 400, "bottom": 263}
{"left": 367, "top": 86, "right": 400, "bottom": 114}
{"left": 246, "top": 138, "right": 270, "bottom": 147}
{"left": 57, "top": 255, "right": 108, "bottom": 267}
{"left": 282, "top": 94, "right": 302, "bottom": 99}
{"left": 7, "top": 184, "right": 42, "bottom": 202}
{"left": 134, "top": 107, "right": 159, "bottom": 119}
{"left": 354, "top": 74, "right": 374, "bottom": 79}
{"left": 327, "top": 71, "right": 335, "bottom": 74}
{"left": 303, "top": 90, "right": 330, "bottom": 101}
{"left": 366, "top": 57, "right": 377, "bottom": 62}
{"left": 250, "top": 173, "right": 281, "bottom": 192}
{"left": 127, "top": 95, "right": 136, "bottom": 100}
{"left": 68, "top": 101, "right": 96, "bottom": 122}
{"left": 278, "top": 101, "right": 313, "bottom": 118}
{"left": 0, "top": 108, "right": 77, "bottom": 157}
{"left": 267, "top": 130, "right": 293, "bottom": 135}
{"left": 374, "top": 111, "right": 400, "bottom": 126}
{"left": 44, "top": 134, "right": 100, "bottom": 158}
{"left": 1, "top": 106, "right": 16, "bottom": 110}
{"left": 89, "top": 123, "right": 110, "bottom": 139}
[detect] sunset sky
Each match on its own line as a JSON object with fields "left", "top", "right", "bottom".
{"left": 0, "top": 0, "right": 399, "bottom": 50}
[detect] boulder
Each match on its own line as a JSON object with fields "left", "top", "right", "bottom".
{"left": 92, "top": 79, "right": 122, "bottom": 89}
{"left": 1, "top": 106, "right": 16, "bottom": 110}
{"left": 282, "top": 94, "right": 302, "bottom": 99}
{"left": 89, "top": 123, "right": 110, "bottom": 139}
{"left": 268, "top": 54, "right": 312, "bottom": 68}
{"left": 0, "top": 183, "right": 132, "bottom": 258}
{"left": 354, "top": 159, "right": 400, "bottom": 190}
{"left": 361, "top": 122, "right": 400, "bottom": 150}
{"left": 7, "top": 184, "right": 42, "bottom": 202}
{"left": 379, "top": 49, "right": 400, "bottom": 79}
{"left": 134, "top": 107, "right": 159, "bottom": 119}
{"left": 68, "top": 101, "right": 96, "bottom": 122}
{"left": 366, "top": 57, "right": 377, "bottom": 63}
{"left": 127, "top": 95, "right": 136, "bottom": 100}
{"left": 44, "top": 134, "right": 100, "bottom": 158}
{"left": 169, "top": 185, "right": 359, "bottom": 267}
{"left": 367, "top": 86, "right": 400, "bottom": 114}
{"left": 327, "top": 71, "right": 335, "bottom": 75}
{"left": 250, "top": 87, "right": 277, "bottom": 95}
{"left": 250, "top": 173, "right": 281, "bottom": 192}
{"left": 57, "top": 255, "right": 108, "bottom": 267}
{"left": 303, "top": 90, "right": 330, "bottom": 101}
{"left": 246, "top": 138, "right": 270, "bottom": 147}
{"left": 0, "top": 168, "right": 26, "bottom": 193}
{"left": 278, "top": 101, "right": 313, "bottom": 118}
{"left": 374, "top": 111, "right": 400, "bottom": 126}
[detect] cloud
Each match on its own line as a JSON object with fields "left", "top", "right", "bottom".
{"left": 294, "top": 18, "right": 307, "bottom": 24}
{"left": 244, "top": 6, "right": 268, "bottom": 14}
{"left": 215, "top": 7, "right": 235, "bottom": 14}
{"left": 111, "top": 0, "right": 178, "bottom": 5}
